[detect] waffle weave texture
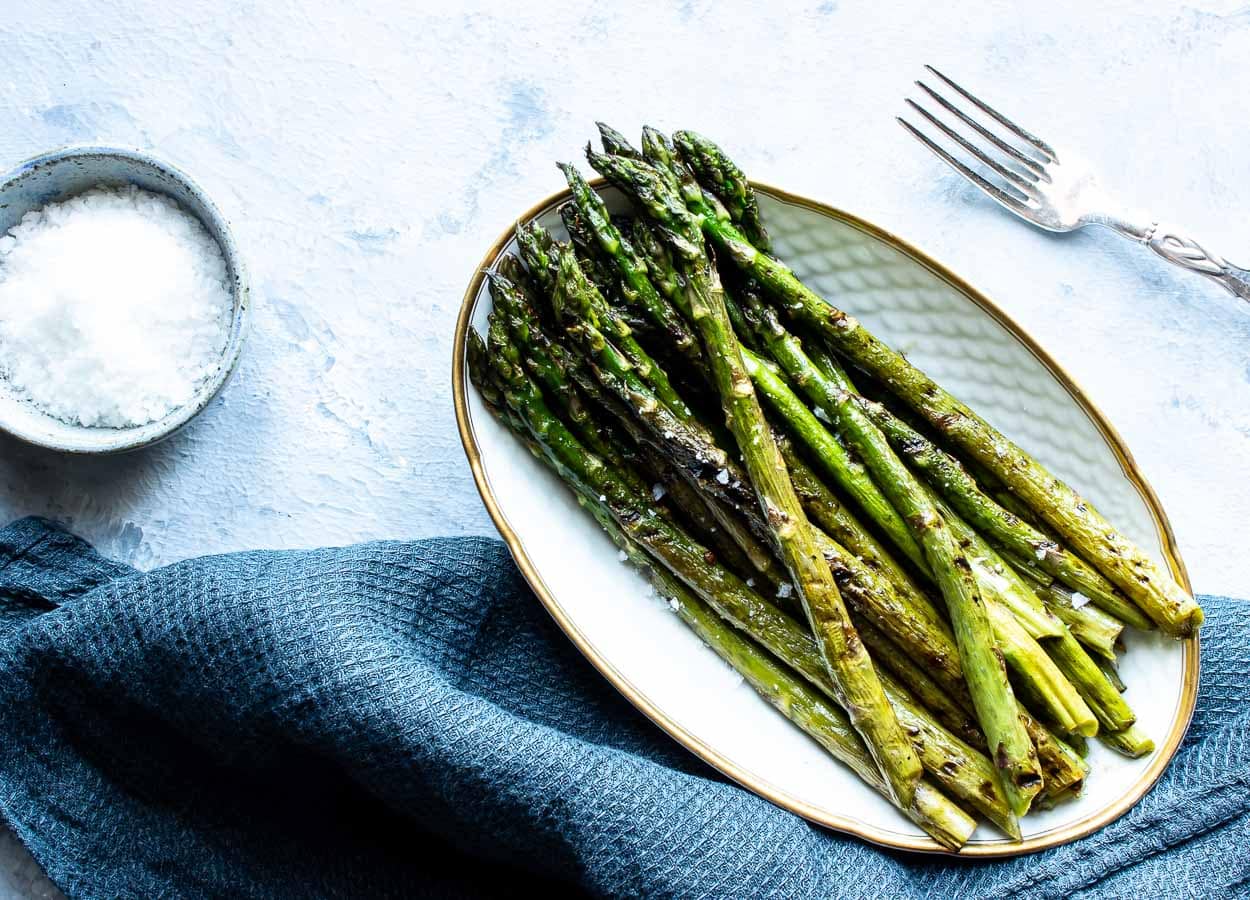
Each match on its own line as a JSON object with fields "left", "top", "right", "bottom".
{"left": 0, "top": 516, "right": 1245, "bottom": 899}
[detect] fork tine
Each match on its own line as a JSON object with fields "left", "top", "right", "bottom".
{"left": 897, "top": 116, "right": 1034, "bottom": 217}
{"left": 904, "top": 99, "right": 1037, "bottom": 198}
{"left": 915, "top": 82, "right": 1048, "bottom": 181}
{"left": 924, "top": 65, "right": 1057, "bottom": 162}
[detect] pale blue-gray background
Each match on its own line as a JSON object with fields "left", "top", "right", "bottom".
{"left": 1, "top": 2, "right": 1247, "bottom": 895}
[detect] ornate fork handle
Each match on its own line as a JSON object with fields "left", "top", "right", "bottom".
{"left": 1143, "top": 224, "right": 1250, "bottom": 301}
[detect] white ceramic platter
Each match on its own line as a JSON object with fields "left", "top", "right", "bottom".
{"left": 453, "top": 183, "right": 1198, "bottom": 856}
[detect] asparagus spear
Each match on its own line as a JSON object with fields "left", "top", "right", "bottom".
{"left": 517, "top": 222, "right": 693, "bottom": 423}
{"left": 1100, "top": 724, "right": 1155, "bottom": 759}
{"left": 662, "top": 219, "right": 923, "bottom": 805}
{"left": 505, "top": 248, "right": 908, "bottom": 615}
{"left": 595, "top": 121, "right": 643, "bottom": 159}
{"left": 665, "top": 136, "right": 1095, "bottom": 765}
{"left": 1043, "top": 629, "right": 1135, "bottom": 733}
{"left": 1009, "top": 558, "right": 1128, "bottom": 663}
{"left": 599, "top": 382, "right": 786, "bottom": 583}
{"left": 673, "top": 128, "right": 770, "bottom": 252}
{"left": 495, "top": 252, "right": 543, "bottom": 303}
{"left": 487, "top": 268, "right": 646, "bottom": 490}
{"left": 851, "top": 389, "right": 1154, "bottom": 631}
{"left": 855, "top": 570, "right": 1090, "bottom": 795}
{"left": 1036, "top": 725, "right": 1089, "bottom": 794}
{"left": 745, "top": 451, "right": 972, "bottom": 715}
{"left": 780, "top": 435, "right": 929, "bottom": 609}
{"left": 630, "top": 218, "right": 686, "bottom": 309}
{"left": 939, "top": 505, "right": 1065, "bottom": 643}
{"left": 687, "top": 483, "right": 785, "bottom": 583}
{"left": 485, "top": 131, "right": 1115, "bottom": 810}
{"left": 608, "top": 132, "right": 1148, "bottom": 749}
{"left": 781, "top": 422, "right": 1090, "bottom": 782}
{"left": 623, "top": 210, "right": 906, "bottom": 567}
{"left": 639, "top": 126, "right": 689, "bottom": 194}
{"left": 644, "top": 447, "right": 776, "bottom": 586}
{"left": 962, "top": 454, "right": 1056, "bottom": 534}
{"left": 940, "top": 508, "right": 1129, "bottom": 737}
{"left": 1097, "top": 657, "right": 1127, "bottom": 693}
{"left": 602, "top": 242, "right": 940, "bottom": 640}
{"left": 564, "top": 270, "right": 685, "bottom": 421}
{"left": 716, "top": 393, "right": 1092, "bottom": 782}
{"left": 1065, "top": 733, "right": 1091, "bottom": 758}
{"left": 910, "top": 475, "right": 1121, "bottom": 736}
{"left": 524, "top": 232, "right": 787, "bottom": 590}
{"left": 732, "top": 440, "right": 1090, "bottom": 787}
{"left": 980, "top": 592, "right": 1096, "bottom": 738}
{"left": 649, "top": 482, "right": 1012, "bottom": 829}
{"left": 559, "top": 203, "right": 628, "bottom": 312}
{"left": 796, "top": 344, "right": 1072, "bottom": 647}
{"left": 1034, "top": 581, "right": 1124, "bottom": 661}
{"left": 529, "top": 237, "right": 725, "bottom": 485}
{"left": 515, "top": 220, "right": 560, "bottom": 296}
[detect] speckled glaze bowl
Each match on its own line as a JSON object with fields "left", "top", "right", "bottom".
{"left": 0, "top": 146, "right": 250, "bottom": 454}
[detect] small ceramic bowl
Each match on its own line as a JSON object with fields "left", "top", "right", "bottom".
{"left": 0, "top": 146, "right": 250, "bottom": 453}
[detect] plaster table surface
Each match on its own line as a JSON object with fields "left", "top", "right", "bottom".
{"left": 1, "top": 1, "right": 1248, "bottom": 895}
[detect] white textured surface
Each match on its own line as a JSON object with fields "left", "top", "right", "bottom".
{"left": 0, "top": 0, "right": 1247, "bottom": 892}
{"left": 467, "top": 189, "right": 1188, "bottom": 849}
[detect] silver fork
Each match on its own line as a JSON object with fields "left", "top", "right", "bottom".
{"left": 899, "top": 65, "right": 1250, "bottom": 302}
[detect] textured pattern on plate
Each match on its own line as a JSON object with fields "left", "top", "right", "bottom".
{"left": 462, "top": 186, "right": 1191, "bottom": 852}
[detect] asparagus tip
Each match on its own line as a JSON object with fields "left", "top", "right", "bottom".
{"left": 596, "top": 122, "right": 647, "bottom": 160}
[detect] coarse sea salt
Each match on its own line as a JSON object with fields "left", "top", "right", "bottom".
{"left": 0, "top": 185, "right": 231, "bottom": 428}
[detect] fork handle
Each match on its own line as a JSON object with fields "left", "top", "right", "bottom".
{"left": 1134, "top": 223, "right": 1250, "bottom": 301}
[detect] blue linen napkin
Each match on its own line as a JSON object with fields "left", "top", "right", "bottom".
{"left": 0, "top": 516, "right": 1246, "bottom": 899}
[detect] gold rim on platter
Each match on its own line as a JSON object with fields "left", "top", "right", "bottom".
{"left": 451, "top": 179, "right": 1199, "bottom": 857}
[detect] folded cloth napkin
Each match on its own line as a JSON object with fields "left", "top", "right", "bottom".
{"left": 0, "top": 517, "right": 1246, "bottom": 899}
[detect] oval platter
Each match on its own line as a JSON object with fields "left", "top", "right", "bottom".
{"left": 452, "top": 181, "right": 1198, "bottom": 856}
